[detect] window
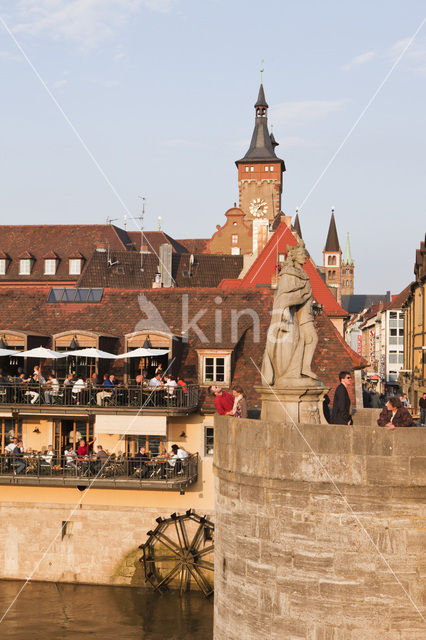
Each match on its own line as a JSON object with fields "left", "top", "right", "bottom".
{"left": 270, "top": 166, "right": 274, "bottom": 171}
{"left": 19, "top": 259, "right": 31, "bottom": 275}
{"left": 250, "top": 166, "right": 254, "bottom": 172}
{"left": 44, "top": 259, "right": 56, "bottom": 275}
{"left": 125, "top": 435, "right": 165, "bottom": 456}
{"left": 47, "top": 288, "right": 103, "bottom": 303}
{"left": 204, "top": 426, "right": 214, "bottom": 456}
{"left": 389, "top": 351, "right": 397, "bottom": 364}
{"left": 390, "top": 329, "right": 397, "bottom": 336}
{"left": 69, "top": 259, "right": 81, "bottom": 275}
{"left": 1, "top": 418, "right": 22, "bottom": 453}
{"left": 265, "top": 166, "right": 269, "bottom": 172}
{"left": 328, "top": 255, "right": 336, "bottom": 266}
{"left": 231, "top": 247, "right": 240, "bottom": 255}
{"left": 0, "top": 259, "right": 5, "bottom": 275}
{"left": 245, "top": 167, "right": 249, "bottom": 173}
{"left": 278, "top": 253, "right": 285, "bottom": 263}
{"left": 231, "top": 234, "right": 238, "bottom": 245}
{"left": 204, "top": 357, "right": 225, "bottom": 382}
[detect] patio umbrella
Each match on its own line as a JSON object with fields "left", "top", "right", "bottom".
{"left": 15, "top": 346, "right": 67, "bottom": 377}
{"left": 61, "top": 347, "right": 117, "bottom": 381}
{"left": 115, "top": 347, "right": 170, "bottom": 381}
{"left": 0, "top": 348, "right": 22, "bottom": 357}
{"left": 16, "top": 347, "right": 65, "bottom": 359}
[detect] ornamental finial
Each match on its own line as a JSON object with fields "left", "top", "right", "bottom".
{"left": 260, "top": 59, "right": 264, "bottom": 83}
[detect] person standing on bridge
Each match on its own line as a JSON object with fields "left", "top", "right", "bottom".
{"left": 331, "top": 371, "right": 353, "bottom": 425}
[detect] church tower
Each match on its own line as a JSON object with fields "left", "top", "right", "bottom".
{"left": 341, "top": 232, "right": 355, "bottom": 295}
{"left": 235, "top": 83, "right": 285, "bottom": 224}
{"left": 323, "top": 208, "right": 342, "bottom": 303}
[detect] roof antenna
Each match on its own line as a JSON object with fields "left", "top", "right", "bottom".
{"left": 137, "top": 196, "right": 146, "bottom": 272}
{"left": 158, "top": 216, "right": 162, "bottom": 231}
{"left": 106, "top": 216, "right": 118, "bottom": 225}
{"left": 123, "top": 214, "right": 127, "bottom": 230}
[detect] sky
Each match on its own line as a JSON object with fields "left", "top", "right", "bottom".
{"left": 0, "top": 0, "right": 425, "bottom": 294}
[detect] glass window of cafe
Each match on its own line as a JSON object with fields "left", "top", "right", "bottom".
{"left": 125, "top": 435, "right": 166, "bottom": 456}
{"left": 54, "top": 419, "right": 93, "bottom": 455}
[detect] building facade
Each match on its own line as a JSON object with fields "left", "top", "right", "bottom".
{"left": 402, "top": 233, "right": 426, "bottom": 409}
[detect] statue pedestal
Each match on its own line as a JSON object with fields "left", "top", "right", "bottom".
{"left": 255, "top": 383, "right": 328, "bottom": 424}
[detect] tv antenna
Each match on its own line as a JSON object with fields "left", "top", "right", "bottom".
{"left": 136, "top": 195, "right": 147, "bottom": 272}
{"left": 106, "top": 216, "right": 118, "bottom": 225}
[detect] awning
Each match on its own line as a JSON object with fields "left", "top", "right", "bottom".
{"left": 95, "top": 415, "right": 167, "bottom": 436}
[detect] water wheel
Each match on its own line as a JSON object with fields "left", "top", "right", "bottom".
{"left": 140, "top": 509, "right": 214, "bottom": 597}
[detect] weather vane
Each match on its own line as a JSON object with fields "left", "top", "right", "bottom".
{"left": 260, "top": 59, "right": 264, "bottom": 83}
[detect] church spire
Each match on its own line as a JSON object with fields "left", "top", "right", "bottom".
{"left": 324, "top": 208, "right": 340, "bottom": 252}
{"left": 343, "top": 232, "right": 353, "bottom": 265}
{"left": 236, "top": 83, "right": 285, "bottom": 169}
{"left": 293, "top": 209, "right": 302, "bottom": 238}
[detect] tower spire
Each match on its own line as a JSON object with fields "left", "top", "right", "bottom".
{"left": 343, "top": 232, "right": 353, "bottom": 265}
{"left": 293, "top": 208, "right": 302, "bottom": 238}
{"left": 324, "top": 208, "right": 340, "bottom": 252}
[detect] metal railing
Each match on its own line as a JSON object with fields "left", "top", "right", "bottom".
{"left": 0, "top": 452, "right": 199, "bottom": 489}
{"left": 0, "top": 382, "right": 199, "bottom": 411}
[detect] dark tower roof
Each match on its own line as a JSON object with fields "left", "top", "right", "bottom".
{"left": 255, "top": 83, "right": 268, "bottom": 108}
{"left": 293, "top": 212, "right": 302, "bottom": 238}
{"left": 324, "top": 211, "right": 340, "bottom": 252}
{"left": 236, "top": 84, "right": 285, "bottom": 169}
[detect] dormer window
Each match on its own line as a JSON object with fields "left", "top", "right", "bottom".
{"left": 69, "top": 258, "right": 82, "bottom": 275}
{"left": 19, "top": 259, "right": 31, "bottom": 275}
{"left": 44, "top": 259, "right": 57, "bottom": 275}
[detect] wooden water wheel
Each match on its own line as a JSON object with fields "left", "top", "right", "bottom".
{"left": 140, "top": 509, "right": 214, "bottom": 597}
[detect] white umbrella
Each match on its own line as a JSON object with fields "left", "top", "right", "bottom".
{"left": 115, "top": 348, "right": 169, "bottom": 359}
{"left": 62, "top": 347, "right": 116, "bottom": 359}
{"left": 0, "top": 348, "right": 21, "bottom": 357}
{"left": 16, "top": 347, "right": 66, "bottom": 359}
{"left": 115, "top": 347, "right": 169, "bottom": 382}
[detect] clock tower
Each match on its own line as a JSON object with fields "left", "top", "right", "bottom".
{"left": 236, "top": 83, "right": 285, "bottom": 223}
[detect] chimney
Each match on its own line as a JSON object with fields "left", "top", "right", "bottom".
{"left": 159, "top": 243, "right": 173, "bottom": 288}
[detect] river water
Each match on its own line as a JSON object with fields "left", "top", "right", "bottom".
{"left": 0, "top": 580, "right": 213, "bottom": 639}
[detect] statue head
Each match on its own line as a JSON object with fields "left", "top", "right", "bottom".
{"left": 286, "top": 241, "right": 307, "bottom": 267}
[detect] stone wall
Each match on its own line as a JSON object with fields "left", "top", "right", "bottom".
{"left": 0, "top": 500, "right": 214, "bottom": 587}
{"left": 213, "top": 416, "right": 426, "bottom": 639}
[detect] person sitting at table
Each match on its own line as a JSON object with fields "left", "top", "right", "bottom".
{"left": 94, "top": 445, "right": 109, "bottom": 472}
{"left": 90, "top": 371, "right": 100, "bottom": 387}
{"left": 96, "top": 373, "right": 115, "bottom": 406}
{"left": 77, "top": 438, "right": 95, "bottom": 457}
{"left": 44, "top": 374, "right": 60, "bottom": 404}
{"left": 133, "top": 446, "right": 151, "bottom": 477}
{"left": 149, "top": 373, "right": 163, "bottom": 387}
{"left": 12, "top": 440, "right": 26, "bottom": 474}
{"left": 63, "top": 446, "right": 78, "bottom": 469}
{"left": 72, "top": 376, "right": 87, "bottom": 405}
{"left": 167, "top": 444, "right": 189, "bottom": 475}
{"left": 41, "top": 444, "right": 55, "bottom": 466}
{"left": 32, "top": 366, "right": 46, "bottom": 385}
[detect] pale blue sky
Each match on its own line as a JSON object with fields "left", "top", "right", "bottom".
{"left": 0, "top": 0, "right": 425, "bottom": 294}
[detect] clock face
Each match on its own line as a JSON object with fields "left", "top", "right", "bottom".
{"left": 249, "top": 198, "right": 268, "bottom": 218}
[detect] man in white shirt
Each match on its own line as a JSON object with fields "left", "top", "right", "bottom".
{"left": 44, "top": 375, "right": 60, "bottom": 404}
{"left": 5, "top": 437, "right": 18, "bottom": 453}
{"left": 149, "top": 373, "right": 163, "bottom": 387}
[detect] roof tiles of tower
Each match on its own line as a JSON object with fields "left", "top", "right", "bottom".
{"left": 324, "top": 212, "right": 340, "bottom": 253}
{"left": 220, "top": 221, "right": 348, "bottom": 317}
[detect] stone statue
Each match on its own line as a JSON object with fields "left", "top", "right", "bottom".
{"left": 261, "top": 241, "right": 318, "bottom": 386}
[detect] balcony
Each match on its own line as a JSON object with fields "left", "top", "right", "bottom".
{"left": 0, "top": 453, "right": 199, "bottom": 490}
{"left": 0, "top": 382, "right": 199, "bottom": 416}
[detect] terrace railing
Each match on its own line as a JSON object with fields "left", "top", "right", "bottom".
{"left": 0, "top": 382, "right": 199, "bottom": 412}
{"left": 0, "top": 452, "right": 199, "bottom": 490}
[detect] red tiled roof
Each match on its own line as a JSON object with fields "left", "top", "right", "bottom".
{"left": 127, "top": 231, "right": 191, "bottom": 256}
{"left": 0, "top": 225, "right": 134, "bottom": 281}
{"left": 0, "top": 285, "right": 365, "bottom": 409}
{"left": 387, "top": 283, "right": 412, "bottom": 310}
{"left": 176, "top": 238, "right": 209, "bottom": 254}
{"left": 220, "top": 221, "right": 348, "bottom": 317}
